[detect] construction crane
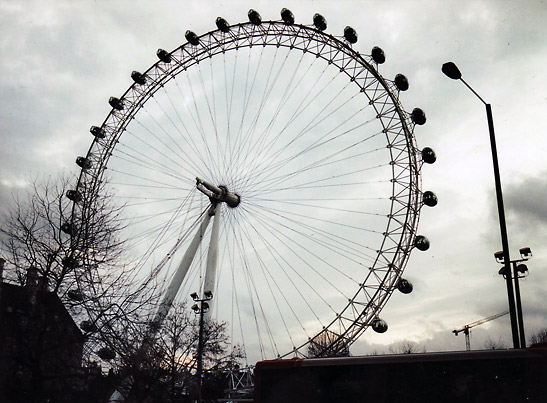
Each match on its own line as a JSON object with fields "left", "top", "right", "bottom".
{"left": 453, "top": 310, "right": 509, "bottom": 351}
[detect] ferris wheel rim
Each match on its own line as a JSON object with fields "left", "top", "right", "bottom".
{"left": 69, "top": 15, "right": 425, "bottom": 360}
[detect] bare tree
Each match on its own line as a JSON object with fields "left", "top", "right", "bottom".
{"left": 388, "top": 340, "right": 426, "bottom": 354}
{"left": 0, "top": 173, "right": 136, "bottom": 377}
{"left": 483, "top": 336, "right": 507, "bottom": 350}
{"left": 529, "top": 328, "right": 547, "bottom": 345}
{"left": 118, "top": 302, "right": 244, "bottom": 402}
{"left": 307, "top": 330, "right": 351, "bottom": 358}
{"left": 0, "top": 173, "right": 126, "bottom": 301}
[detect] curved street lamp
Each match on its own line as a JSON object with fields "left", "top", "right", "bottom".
{"left": 442, "top": 62, "right": 520, "bottom": 349}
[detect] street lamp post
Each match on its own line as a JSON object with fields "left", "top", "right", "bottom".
{"left": 496, "top": 247, "right": 532, "bottom": 348}
{"left": 442, "top": 62, "right": 520, "bottom": 348}
{"left": 191, "top": 291, "right": 213, "bottom": 403}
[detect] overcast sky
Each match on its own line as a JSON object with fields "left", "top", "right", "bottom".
{"left": 1, "top": 0, "right": 546, "bottom": 355}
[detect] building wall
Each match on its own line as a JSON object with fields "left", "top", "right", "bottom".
{"left": 0, "top": 276, "right": 85, "bottom": 402}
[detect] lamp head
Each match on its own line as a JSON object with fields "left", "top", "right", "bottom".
{"left": 190, "top": 292, "right": 199, "bottom": 300}
{"left": 204, "top": 290, "right": 213, "bottom": 299}
{"left": 498, "top": 266, "right": 507, "bottom": 276}
{"left": 519, "top": 247, "right": 532, "bottom": 260}
{"left": 442, "top": 62, "right": 462, "bottom": 80}
{"left": 494, "top": 251, "right": 504, "bottom": 264}
{"left": 191, "top": 304, "right": 199, "bottom": 313}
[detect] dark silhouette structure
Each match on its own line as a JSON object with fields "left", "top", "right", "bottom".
{"left": 0, "top": 261, "right": 85, "bottom": 402}
{"left": 255, "top": 348, "right": 547, "bottom": 402}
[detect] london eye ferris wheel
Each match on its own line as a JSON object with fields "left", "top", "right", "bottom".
{"left": 66, "top": 8, "right": 437, "bottom": 363}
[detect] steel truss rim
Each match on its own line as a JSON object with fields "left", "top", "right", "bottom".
{"left": 70, "top": 18, "right": 424, "bottom": 359}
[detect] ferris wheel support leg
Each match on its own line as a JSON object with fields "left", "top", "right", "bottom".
{"left": 108, "top": 207, "right": 214, "bottom": 403}
{"left": 203, "top": 203, "right": 221, "bottom": 320}
{"left": 152, "top": 206, "right": 214, "bottom": 329}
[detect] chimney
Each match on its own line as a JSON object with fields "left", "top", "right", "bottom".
{"left": 0, "top": 258, "right": 4, "bottom": 301}
{"left": 26, "top": 266, "right": 45, "bottom": 306}
{"left": 0, "top": 258, "right": 4, "bottom": 283}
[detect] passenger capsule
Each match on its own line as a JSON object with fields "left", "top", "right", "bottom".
{"left": 68, "top": 289, "right": 83, "bottom": 301}
{"left": 371, "top": 46, "right": 386, "bottom": 64}
{"left": 414, "top": 235, "right": 430, "bottom": 251}
{"left": 281, "top": 8, "right": 295, "bottom": 24}
{"left": 421, "top": 147, "right": 437, "bottom": 164}
{"left": 394, "top": 74, "right": 409, "bottom": 91}
{"left": 397, "top": 278, "right": 413, "bottom": 294}
{"left": 371, "top": 318, "right": 388, "bottom": 333}
{"left": 411, "top": 108, "right": 427, "bottom": 125}
{"left": 97, "top": 347, "right": 116, "bottom": 361}
{"left": 80, "top": 320, "right": 98, "bottom": 333}
{"left": 108, "top": 97, "right": 124, "bottom": 111}
{"left": 248, "top": 9, "right": 262, "bottom": 25}
{"left": 90, "top": 126, "right": 105, "bottom": 138}
{"left": 344, "top": 26, "right": 358, "bottom": 44}
{"left": 423, "top": 191, "right": 438, "bottom": 207}
{"left": 313, "top": 13, "right": 327, "bottom": 31}
{"left": 61, "top": 222, "right": 76, "bottom": 236}
{"left": 185, "top": 30, "right": 200, "bottom": 46}
{"left": 66, "top": 190, "right": 82, "bottom": 203}
{"left": 76, "top": 156, "right": 91, "bottom": 170}
{"left": 156, "top": 48, "right": 171, "bottom": 63}
{"left": 216, "top": 17, "right": 230, "bottom": 32}
{"left": 131, "top": 71, "right": 146, "bottom": 85}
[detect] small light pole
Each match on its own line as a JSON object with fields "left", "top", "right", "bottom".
{"left": 442, "top": 61, "right": 520, "bottom": 348}
{"left": 191, "top": 290, "right": 213, "bottom": 403}
{"left": 496, "top": 247, "right": 532, "bottom": 348}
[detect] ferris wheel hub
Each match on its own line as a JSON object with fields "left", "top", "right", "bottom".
{"left": 196, "top": 177, "right": 240, "bottom": 208}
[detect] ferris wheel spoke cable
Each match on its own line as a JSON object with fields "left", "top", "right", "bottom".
{"left": 229, "top": 223, "right": 291, "bottom": 357}
{"left": 236, "top": 57, "right": 331, "bottom": 185}
{"left": 196, "top": 66, "right": 225, "bottom": 181}
{"left": 249, "top": 201, "right": 379, "bottom": 264}
{"left": 245, "top": 204, "right": 367, "bottom": 285}
{"left": 235, "top": 236, "right": 298, "bottom": 351}
{"left": 121, "top": 192, "right": 200, "bottom": 232}
{"left": 129, "top": 196, "right": 206, "bottom": 275}
{"left": 105, "top": 168, "right": 183, "bottom": 190}
{"left": 279, "top": 78, "right": 352, "bottom": 146}
{"left": 258, "top": 197, "right": 385, "bottom": 217}
{"left": 132, "top": 102, "right": 190, "bottom": 164}
{"left": 113, "top": 144, "right": 188, "bottom": 182}
{"left": 234, "top": 49, "right": 292, "bottom": 174}
{"left": 197, "top": 59, "right": 219, "bottom": 140}
{"left": 242, "top": 83, "right": 348, "bottom": 183}
{"left": 241, "top": 206, "right": 347, "bottom": 309}
{"left": 273, "top": 61, "right": 336, "bottom": 137}
{"left": 123, "top": 110, "right": 190, "bottom": 168}
{"left": 251, "top": 52, "right": 309, "bottom": 159}
{"left": 221, "top": 49, "right": 240, "bottom": 172}
{"left": 226, "top": 46, "right": 261, "bottom": 175}
{"left": 242, "top": 103, "right": 376, "bottom": 192}
{"left": 226, "top": 229, "right": 250, "bottom": 363}
{"left": 168, "top": 80, "right": 217, "bottom": 175}
{"left": 248, "top": 128, "right": 383, "bottom": 194}
{"left": 229, "top": 46, "right": 273, "bottom": 178}
{"left": 184, "top": 75, "right": 223, "bottom": 180}
{"left": 112, "top": 144, "right": 191, "bottom": 187}
{"left": 231, "top": 212, "right": 321, "bottom": 327}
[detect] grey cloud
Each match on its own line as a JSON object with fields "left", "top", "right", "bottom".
{"left": 504, "top": 174, "right": 547, "bottom": 231}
